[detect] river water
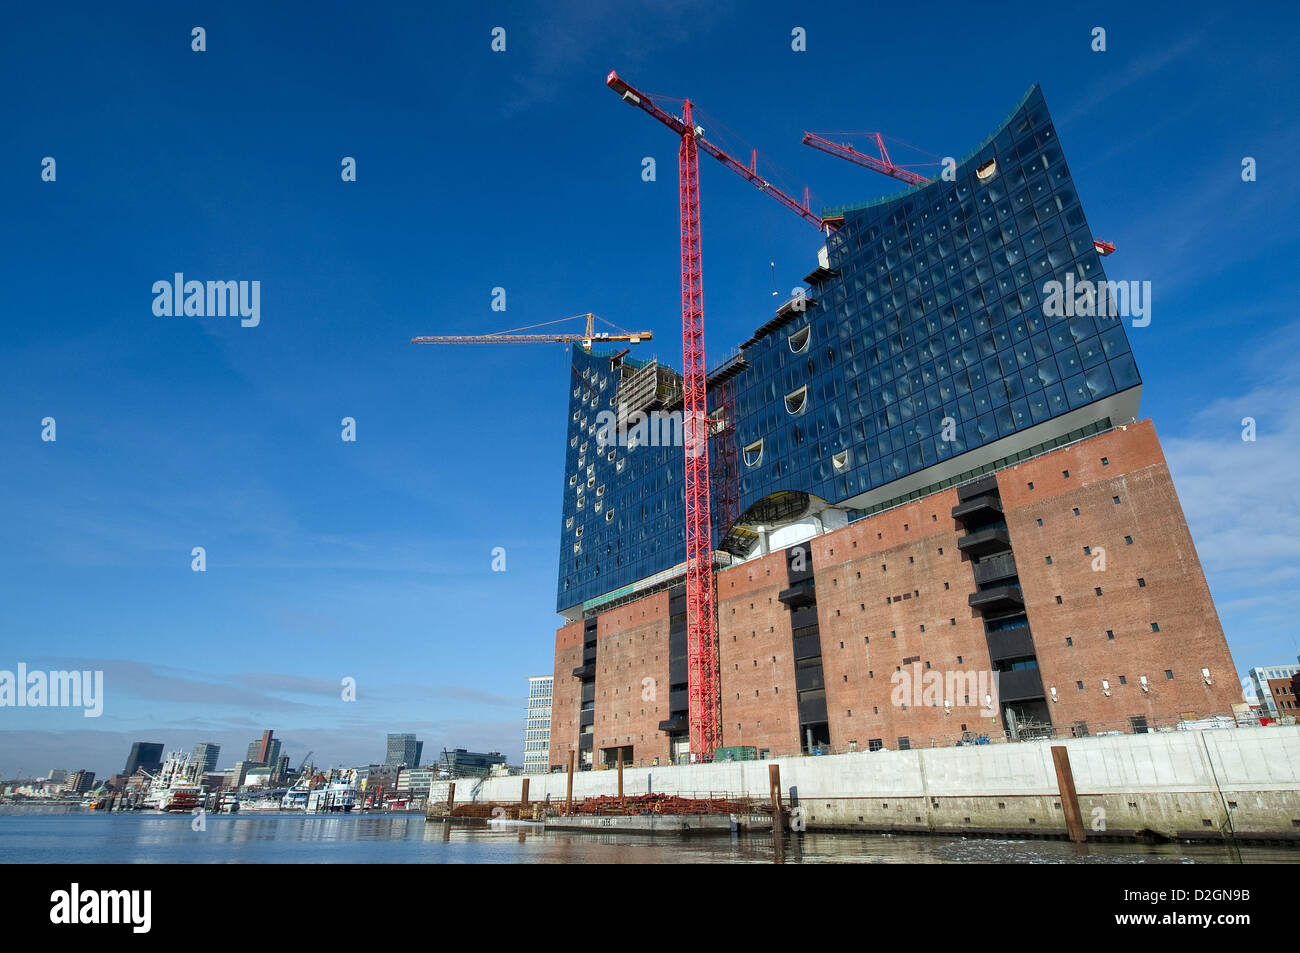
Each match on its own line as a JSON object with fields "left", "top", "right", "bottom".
{"left": 2, "top": 812, "right": 1293, "bottom": 863}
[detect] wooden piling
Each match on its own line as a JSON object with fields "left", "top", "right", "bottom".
{"left": 565, "top": 750, "right": 575, "bottom": 814}
{"left": 1051, "top": 745, "right": 1086, "bottom": 844}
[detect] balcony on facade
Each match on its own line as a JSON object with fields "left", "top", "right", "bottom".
{"left": 657, "top": 715, "right": 688, "bottom": 733}
{"left": 969, "top": 584, "right": 1024, "bottom": 614}
{"left": 996, "top": 666, "right": 1046, "bottom": 703}
{"left": 952, "top": 494, "right": 1004, "bottom": 525}
{"left": 779, "top": 579, "right": 816, "bottom": 607}
{"left": 957, "top": 526, "right": 1012, "bottom": 557}
{"left": 986, "top": 625, "right": 1036, "bottom": 662}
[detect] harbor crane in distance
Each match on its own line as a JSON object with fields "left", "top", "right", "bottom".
{"left": 411, "top": 312, "right": 652, "bottom": 348}
{"left": 606, "top": 70, "right": 827, "bottom": 761}
{"left": 802, "top": 129, "right": 1116, "bottom": 256}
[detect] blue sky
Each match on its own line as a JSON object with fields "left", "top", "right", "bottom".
{"left": 2, "top": 1, "right": 1298, "bottom": 778}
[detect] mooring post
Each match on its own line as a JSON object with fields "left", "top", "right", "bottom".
{"left": 1051, "top": 745, "right": 1086, "bottom": 844}
{"left": 447, "top": 782, "right": 456, "bottom": 815}
{"left": 768, "top": 763, "right": 782, "bottom": 822}
{"left": 617, "top": 748, "right": 624, "bottom": 798}
{"left": 565, "top": 750, "right": 575, "bottom": 814}
{"left": 520, "top": 777, "right": 530, "bottom": 808}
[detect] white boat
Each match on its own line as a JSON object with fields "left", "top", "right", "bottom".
{"left": 140, "top": 752, "right": 204, "bottom": 812}
{"left": 242, "top": 797, "right": 283, "bottom": 812}
{"left": 306, "top": 769, "right": 358, "bottom": 813}
{"left": 280, "top": 770, "right": 313, "bottom": 810}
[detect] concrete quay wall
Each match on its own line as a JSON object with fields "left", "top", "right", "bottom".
{"left": 430, "top": 726, "right": 1300, "bottom": 840}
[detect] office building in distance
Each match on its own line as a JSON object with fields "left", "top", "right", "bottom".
{"left": 189, "top": 742, "right": 220, "bottom": 774}
{"left": 1248, "top": 661, "right": 1300, "bottom": 717}
{"left": 246, "top": 730, "right": 281, "bottom": 767}
{"left": 65, "top": 770, "right": 96, "bottom": 794}
{"left": 385, "top": 733, "right": 423, "bottom": 768}
{"left": 523, "top": 675, "right": 554, "bottom": 774}
{"left": 123, "top": 742, "right": 164, "bottom": 777}
{"left": 550, "top": 85, "right": 1240, "bottom": 769}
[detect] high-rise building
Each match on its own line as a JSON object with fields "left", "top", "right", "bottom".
{"left": 123, "top": 742, "right": 164, "bottom": 777}
{"left": 65, "top": 770, "right": 95, "bottom": 794}
{"left": 189, "top": 742, "right": 220, "bottom": 773}
{"left": 272, "top": 754, "right": 291, "bottom": 785}
{"left": 549, "top": 84, "right": 1240, "bottom": 769}
{"left": 385, "top": 733, "right": 423, "bottom": 767}
{"left": 245, "top": 730, "right": 280, "bottom": 766}
{"left": 523, "top": 676, "right": 553, "bottom": 774}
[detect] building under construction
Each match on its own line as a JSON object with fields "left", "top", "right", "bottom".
{"left": 549, "top": 84, "right": 1240, "bottom": 771}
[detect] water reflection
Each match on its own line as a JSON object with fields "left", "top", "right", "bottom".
{"left": 0, "top": 814, "right": 1289, "bottom": 864}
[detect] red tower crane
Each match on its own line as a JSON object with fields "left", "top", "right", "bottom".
{"left": 803, "top": 130, "right": 1117, "bottom": 256}
{"left": 606, "top": 71, "right": 824, "bottom": 760}
{"left": 801, "top": 132, "right": 929, "bottom": 187}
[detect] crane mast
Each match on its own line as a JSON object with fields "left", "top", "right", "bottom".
{"left": 607, "top": 71, "right": 824, "bottom": 760}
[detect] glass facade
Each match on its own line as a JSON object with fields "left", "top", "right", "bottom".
{"left": 557, "top": 348, "right": 685, "bottom": 611}
{"left": 557, "top": 85, "right": 1140, "bottom": 614}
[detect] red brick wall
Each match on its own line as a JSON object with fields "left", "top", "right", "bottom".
{"left": 1003, "top": 420, "right": 1241, "bottom": 730}
{"left": 594, "top": 590, "right": 671, "bottom": 765}
{"left": 547, "top": 620, "right": 584, "bottom": 771}
{"left": 813, "top": 490, "right": 994, "bottom": 748}
{"left": 716, "top": 549, "right": 802, "bottom": 756}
